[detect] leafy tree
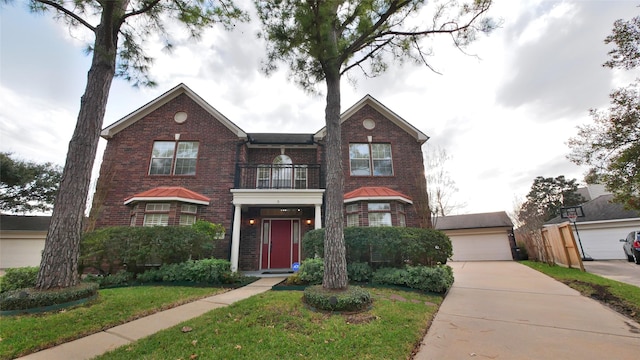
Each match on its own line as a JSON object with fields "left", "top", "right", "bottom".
{"left": 568, "top": 15, "right": 640, "bottom": 211}
{"left": 518, "top": 176, "right": 585, "bottom": 224}
{"left": 255, "top": 0, "right": 495, "bottom": 289}
{"left": 516, "top": 176, "right": 585, "bottom": 263}
{"left": 5, "top": 0, "right": 247, "bottom": 290}
{"left": 0, "top": 152, "right": 62, "bottom": 213}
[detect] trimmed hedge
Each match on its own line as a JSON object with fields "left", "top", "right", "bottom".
{"left": 135, "top": 258, "right": 239, "bottom": 284}
{"left": 0, "top": 282, "right": 99, "bottom": 311}
{"left": 288, "top": 258, "right": 453, "bottom": 293}
{"left": 303, "top": 227, "right": 452, "bottom": 267}
{"left": 80, "top": 221, "right": 225, "bottom": 274}
{"left": 0, "top": 267, "right": 38, "bottom": 294}
{"left": 303, "top": 285, "right": 372, "bottom": 312}
{"left": 372, "top": 265, "right": 454, "bottom": 293}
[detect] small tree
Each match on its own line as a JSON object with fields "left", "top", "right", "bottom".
{"left": 568, "top": 15, "right": 640, "bottom": 211}
{"left": 5, "top": 0, "right": 247, "bottom": 290}
{"left": 0, "top": 152, "right": 62, "bottom": 213}
{"left": 425, "top": 145, "right": 465, "bottom": 222}
{"left": 255, "top": 0, "right": 495, "bottom": 290}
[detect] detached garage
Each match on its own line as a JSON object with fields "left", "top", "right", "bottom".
{"left": 435, "top": 211, "right": 516, "bottom": 261}
{"left": 545, "top": 194, "right": 640, "bottom": 260}
{"left": 0, "top": 215, "right": 50, "bottom": 269}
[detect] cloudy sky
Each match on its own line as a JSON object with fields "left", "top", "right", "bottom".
{"left": 1, "top": 0, "right": 639, "bottom": 216}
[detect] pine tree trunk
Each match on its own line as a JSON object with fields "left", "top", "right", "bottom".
{"left": 36, "top": 3, "right": 123, "bottom": 289}
{"left": 322, "top": 68, "right": 348, "bottom": 290}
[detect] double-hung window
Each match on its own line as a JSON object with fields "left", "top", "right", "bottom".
{"left": 180, "top": 204, "right": 198, "bottom": 226}
{"left": 149, "top": 141, "right": 199, "bottom": 175}
{"left": 346, "top": 203, "right": 360, "bottom": 227}
{"left": 143, "top": 203, "right": 170, "bottom": 226}
{"left": 349, "top": 143, "right": 393, "bottom": 176}
{"left": 368, "top": 203, "right": 392, "bottom": 226}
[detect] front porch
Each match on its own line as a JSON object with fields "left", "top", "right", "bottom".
{"left": 229, "top": 189, "right": 324, "bottom": 272}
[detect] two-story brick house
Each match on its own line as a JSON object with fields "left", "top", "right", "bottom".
{"left": 91, "top": 83, "right": 430, "bottom": 272}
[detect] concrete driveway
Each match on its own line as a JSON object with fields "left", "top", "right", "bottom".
{"left": 583, "top": 259, "right": 640, "bottom": 287}
{"left": 414, "top": 261, "right": 640, "bottom": 359}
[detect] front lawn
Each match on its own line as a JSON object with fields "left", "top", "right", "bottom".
{"left": 522, "top": 261, "right": 640, "bottom": 323}
{"left": 0, "top": 286, "right": 227, "bottom": 360}
{"left": 96, "top": 288, "right": 442, "bottom": 359}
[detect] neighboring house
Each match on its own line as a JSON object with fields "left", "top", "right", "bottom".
{"left": 435, "top": 211, "right": 516, "bottom": 261}
{"left": 0, "top": 215, "right": 50, "bottom": 269}
{"left": 545, "top": 194, "right": 640, "bottom": 260}
{"left": 92, "top": 83, "right": 430, "bottom": 272}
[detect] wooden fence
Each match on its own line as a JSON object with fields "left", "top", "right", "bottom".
{"left": 541, "top": 222, "right": 585, "bottom": 271}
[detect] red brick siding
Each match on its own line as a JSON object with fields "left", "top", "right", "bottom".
{"left": 340, "top": 104, "right": 426, "bottom": 228}
{"left": 92, "top": 94, "right": 240, "bottom": 258}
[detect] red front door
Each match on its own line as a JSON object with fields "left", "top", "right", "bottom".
{"left": 261, "top": 220, "right": 294, "bottom": 269}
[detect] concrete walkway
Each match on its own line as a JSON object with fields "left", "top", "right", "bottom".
{"left": 18, "top": 277, "right": 285, "bottom": 360}
{"left": 414, "top": 261, "right": 640, "bottom": 359}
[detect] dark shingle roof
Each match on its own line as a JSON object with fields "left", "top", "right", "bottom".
{"left": 545, "top": 194, "right": 640, "bottom": 224}
{"left": 247, "top": 133, "right": 315, "bottom": 145}
{"left": 1, "top": 215, "right": 51, "bottom": 231}
{"left": 435, "top": 211, "right": 513, "bottom": 230}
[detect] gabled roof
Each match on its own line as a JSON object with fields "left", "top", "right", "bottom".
{"left": 124, "top": 186, "right": 211, "bottom": 206}
{"left": 545, "top": 194, "right": 640, "bottom": 224}
{"left": 343, "top": 186, "right": 413, "bottom": 204}
{"left": 101, "top": 83, "right": 247, "bottom": 139}
{"left": 435, "top": 211, "right": 513, "bottom": 230}
{"left": 0, "top": 214, "right": 51, "bottom": 231}
{"left": 314, "top": 94, "right": 429, "bottom": 143}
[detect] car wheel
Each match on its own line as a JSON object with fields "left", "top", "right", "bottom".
{"left": 628, "top": 253, "right": 635, "bottom": 262}
{"left": 634, "top": 250, "right": 640, "bottom": 265}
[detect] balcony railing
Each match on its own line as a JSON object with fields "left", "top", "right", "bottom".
{"left": 235, "top": 164, "right": 323, "bottom": 189}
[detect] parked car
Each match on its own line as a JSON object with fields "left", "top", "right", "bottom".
{"left": 620, "top": 230, "right": 640, "bottom": 264}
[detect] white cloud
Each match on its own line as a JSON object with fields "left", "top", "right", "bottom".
{"left": 1, "top": 0, "right": 635, "bottom": 216}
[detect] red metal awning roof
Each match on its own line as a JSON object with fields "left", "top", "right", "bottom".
{"left": 124, "top": 186, "right": 210, "bottom": 205}
{"left": 343, "top": 186, "right": 413, "bottom": 204}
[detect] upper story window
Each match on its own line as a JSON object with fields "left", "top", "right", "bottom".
{"left": 349, "top": 143, "right": 393, "bottom": 176}
{"left": 149, "top": 141, "right": 199, "bottom": 175}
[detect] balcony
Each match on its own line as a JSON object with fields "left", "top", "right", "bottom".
{"left": 235, "top": 164, "right": 323, "bottom": 190}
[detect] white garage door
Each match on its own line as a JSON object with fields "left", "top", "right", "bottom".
{"left": 450, "top": 233, "right": 513, "bottom": 261}
{"left": 569, "top": 226, "right": 639, "bottom": 260}
{"left": 0, "top": 236, "right": 46, "bottom": 269}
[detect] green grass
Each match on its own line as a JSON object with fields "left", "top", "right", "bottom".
{"left": 521, "top": 260, "right": 640, "bottom": 322}
{"left": 0, "top": 286, "right": 226, "bottom": 360}
{"left": 96, "top": 288, "right": 442, "bottom": 360}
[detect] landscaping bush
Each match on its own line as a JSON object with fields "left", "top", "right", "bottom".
{"left": 80, "top": 221, "right": 225, "bottom": 274}
{"left": 297, "top": 257, "right": 324, "bottom": 285}
{"left": 347, "top": 262, "right": 373, "bottom": 282}
{"left": 0, "top": 267, "right": 38, "bottom": 294}
{"left": 0, "top": 282, "right": 99, "bottom": 312}
{"left": 136, "top": 258, "right": 234, "bottom": 284}
{"left": 302, "top": 227, "right": 452, "bottom": 268}
{"left": 303, "top": 285, "right": 372, "bottom": 312}
{"left": 83, "top": 270, "right": 135, "bottom": 288}
{"left": 372, "top": 265, "right": 454, "bottom": 293}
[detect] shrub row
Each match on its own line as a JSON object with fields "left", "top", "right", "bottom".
{"left": 0, "top": 282, "right": 99, "bottom": 311}
{"left": 0, "top": 266, "right": 39, "bottom": 294}
{"left": 302, "top": 227, "right": 452, "bottom": 268}
{"left": 136, "top": 258, "right": 239, "bottom": 284}
{"left": 80, "top": 220, "right": 225, "bottom": 274}
{"left": 289, "top": 258, "right": 454, "bottom": 293}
